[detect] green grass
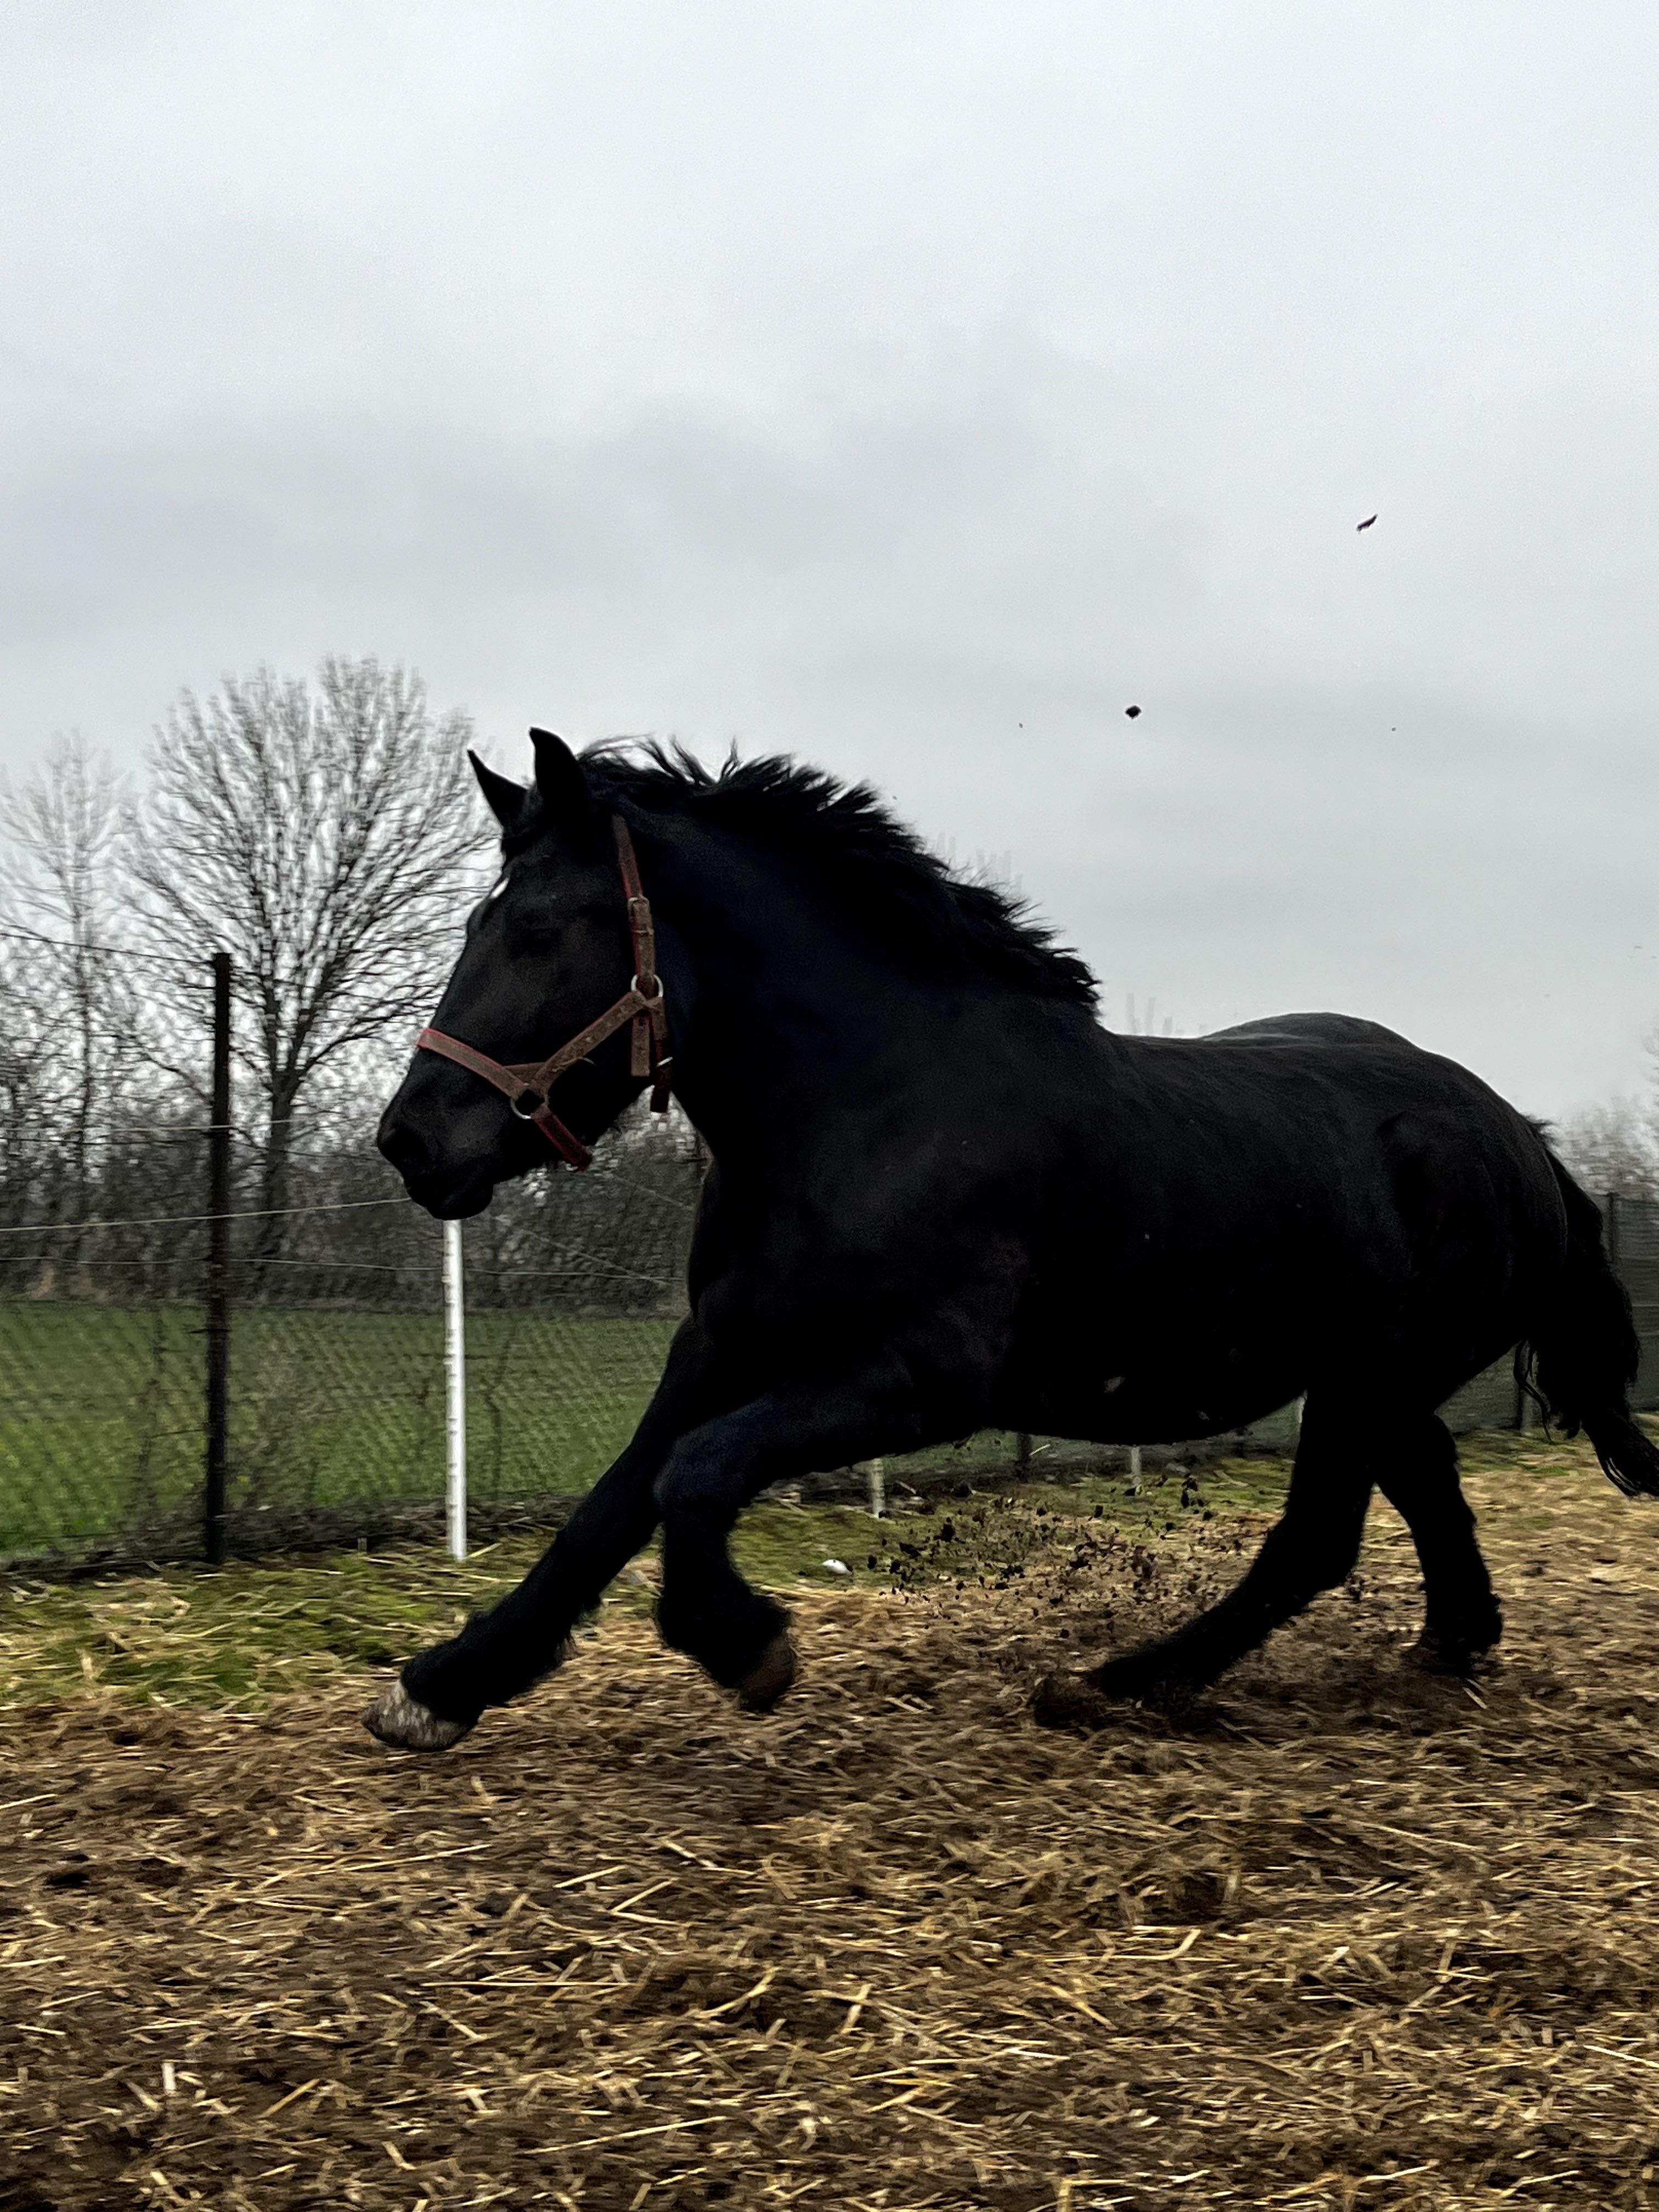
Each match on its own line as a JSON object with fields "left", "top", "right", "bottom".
{"left": 0, "top": 1454, "right": 1298, "bottom": 1712}
{"left": 0, "top": 1300, "right": 677, "bottom": 1555}
{"left": 0, "top": 1430, "right": 1620, "bottom": 1714}
{"left": 0, "top": 1297, "right": 1294, "bottom": 1564}
{"left": 0, "top": 1293, "right": 1523, "bottom": 1569}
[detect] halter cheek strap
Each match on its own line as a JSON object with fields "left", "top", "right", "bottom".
{"left": 415, "top": 816, "right": 673, "bottom": 1173}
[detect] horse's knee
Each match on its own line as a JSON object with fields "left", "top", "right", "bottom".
{"left": 653, "top": 1432, "right": 738, "bottom": 1526}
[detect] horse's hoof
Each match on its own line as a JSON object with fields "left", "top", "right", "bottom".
{"left": 1032, "top": 1672, "right": 1120, "bottom": 1731}
{"left": 735, "top": 1633, "right": 797, "bottom": 1713}
{"left": 1404, "top": 1633, "right": 1483, "bottom": 1679}
{"left": 363, "top": 1680, "right": 476, "bottom": 1752}
{"left": 1085, "top": 1653, "right": 1167, "bottom": 1702}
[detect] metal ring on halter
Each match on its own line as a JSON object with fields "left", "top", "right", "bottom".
{"left": 510, "top": 1055, "right": 598, "bottom": 1117}
{"left": 631, "top": 973, "right": 660, "bottom": 1000}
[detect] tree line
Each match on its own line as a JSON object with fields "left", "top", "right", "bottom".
{"left": 0, "top": 657, "right": 700, "bottom": 1310}
{"left": 3, "top": 652, "right": 1640, "bottom": 1301}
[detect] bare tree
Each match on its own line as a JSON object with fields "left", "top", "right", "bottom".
{"left": 1553, "top": 1096, "right": 1659, "bottom": 1201}
{"left": 126, "top": 658, "right": 490, "bottom": 1261}
{"left": 0, "top": 736, "right": 135, "bottom": 1258}
{"left": 0, "top": 936, "right": 51, "bottom": 1235}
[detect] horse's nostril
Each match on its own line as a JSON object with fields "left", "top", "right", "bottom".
{"left": 378, "top": 1117, "right": 430, "bottom": 1178}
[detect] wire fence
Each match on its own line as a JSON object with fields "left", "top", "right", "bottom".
{"left": 7, "top": 1157, "right": 1659, "bottom": 1573}
{"left": 0, "top": 1103, "right": 701, "bottom": 1568}
{"left": 5, "top": 933, "right": 1659, "bottom": 1573}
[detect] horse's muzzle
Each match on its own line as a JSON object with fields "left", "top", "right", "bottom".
{"left": 376, "top": 1110, "right": 497, "bottom": 1220}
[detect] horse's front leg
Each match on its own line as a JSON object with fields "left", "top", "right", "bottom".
{"left": 365, "top": 1321, "right": 718, "bottom": 1751}
{"left": 652, "top": 1359, "right": 919, "bottom": 1710}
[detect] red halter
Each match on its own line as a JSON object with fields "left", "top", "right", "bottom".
{"left": 415, "top": 816, "right": 672, "bottom": 1173}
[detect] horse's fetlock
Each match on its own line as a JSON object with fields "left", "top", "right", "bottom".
{"left": 657, "top": 1580, "right": 788, "bottom": 1689}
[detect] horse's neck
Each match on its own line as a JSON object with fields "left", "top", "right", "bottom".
{"left": 648, "top": 832, "right": 917, "bottom": 1156}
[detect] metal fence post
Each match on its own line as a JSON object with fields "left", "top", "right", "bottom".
{"left": 444, "top": 1218, "right": 468, "bottom": 1560}
{"left": 1513, "top": 1364, "right": 1532, "bottom": 1432}
{"left": 204, "top": 952, "right": 232, "bottom": 1565}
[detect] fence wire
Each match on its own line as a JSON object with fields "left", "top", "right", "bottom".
{"left": 4, "top": 1114, "right": 1659, "bottom": 1570}
{"left": 0, "top": 1092, "right": 702, "bottom": 1567}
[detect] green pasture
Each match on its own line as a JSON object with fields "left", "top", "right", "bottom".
{"left": 0, "top": 1300, "right": 680, "bottom": 1558}
{"left": 4, "top": 1291, "right": 1521, "bottom": 1572}
{"left": 0, "top": 1300, "right": 1088, "bottom": 1564}
{"left": 2, "top": 1298, "right": 1187, "bottom": 1567}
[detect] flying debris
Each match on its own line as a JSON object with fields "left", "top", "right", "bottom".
{"left": 1357, "top": 514, "right": 1378, "bottom": 532}
{"left": 1124, "top": 704, "right": 1142, "bottom": 719}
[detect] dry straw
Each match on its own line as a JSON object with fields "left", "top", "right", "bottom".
{"left": 3, "top": 1455, "right": 1658, "bottom": 2208}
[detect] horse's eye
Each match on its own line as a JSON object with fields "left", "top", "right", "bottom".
{"left": 510, "top": 912, "right": 564, "bottom": 952}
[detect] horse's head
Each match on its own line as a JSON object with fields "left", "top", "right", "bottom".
{"left": 377, "top": 730, "right": 649, "bottom": 1217}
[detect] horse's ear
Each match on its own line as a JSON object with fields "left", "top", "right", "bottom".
{"left": 529, "top": 728, "right": 597, "bottom": 836}
{"left": 469, "top": 751, "right": 527, "bottom": 830}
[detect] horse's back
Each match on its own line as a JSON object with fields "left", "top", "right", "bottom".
{"left": 1114, "top": 1011, "right": 1517, "bottom": 1142}
{"left": 1203, "top": 1011, "right": 1415, "bottom": 1053}
{"left": 1186, "top": 1013, "right": 1536, "bottom": 1152}
{"left": 1096, "top": 1009, "right": 1564, "bottom": 1271}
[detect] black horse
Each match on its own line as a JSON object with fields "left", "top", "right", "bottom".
{"left": 367, "top": 730, "right": 1658, "bottom": 1750}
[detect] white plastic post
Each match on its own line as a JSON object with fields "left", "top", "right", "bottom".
{"left": 866, "top": 1458, "right": 885, "bottom": 1519}
{"left": 443, "top": 1218, "right": 467, "bottom": 1561}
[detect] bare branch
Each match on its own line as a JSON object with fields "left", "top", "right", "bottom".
{"left": 124, "top": 657, "right": 493, "bottom": 1258}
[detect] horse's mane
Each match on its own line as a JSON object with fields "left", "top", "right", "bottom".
{"left": 575, "top": 741, "right": 1098, "bottom": 1005}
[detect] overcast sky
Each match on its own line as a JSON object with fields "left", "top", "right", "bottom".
{"left": 3, "top": 2, "right": 1656, "bottom": 1116}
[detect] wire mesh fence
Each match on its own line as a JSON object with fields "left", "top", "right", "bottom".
{"left": 0, "top": 1101, "right": 701, "bottom": 1567}
{"left": 6, "top": 992, "right": 1659, "bottom": 1575}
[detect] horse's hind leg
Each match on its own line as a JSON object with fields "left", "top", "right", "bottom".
{"left": 1375, "top": 1412, "right": 1501, "bottom": 1673}
{"left": 1084, "top": 1391, "right": 1375, "bottom": 1699}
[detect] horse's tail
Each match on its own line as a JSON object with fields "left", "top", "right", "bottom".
{"left": 1520, "top": 1152, "right": 1659, "bottom": 1497}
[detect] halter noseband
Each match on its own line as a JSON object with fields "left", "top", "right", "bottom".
{"left": 415, "top": 815, "right": 673, "bottom": 1173}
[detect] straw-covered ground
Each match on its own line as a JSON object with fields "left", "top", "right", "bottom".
{"left": 4, "top": 1437, "right": 1659, "bottom": 2210}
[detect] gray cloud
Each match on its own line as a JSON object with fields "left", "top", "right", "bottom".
{"left": 3, "top": 1, "right": 1656, "bottom": 1116}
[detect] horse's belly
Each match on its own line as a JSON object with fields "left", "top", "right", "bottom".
{"left": 1000, "top": 1304, "right": 1310, "bottom": 1444}
{"left": 1008, "top": 1372, "right": 1305, "bottom": 1447}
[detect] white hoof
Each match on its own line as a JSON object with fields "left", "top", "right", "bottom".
{"left": 363, "top": 1680, "right": 475, "bottom": 1752}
